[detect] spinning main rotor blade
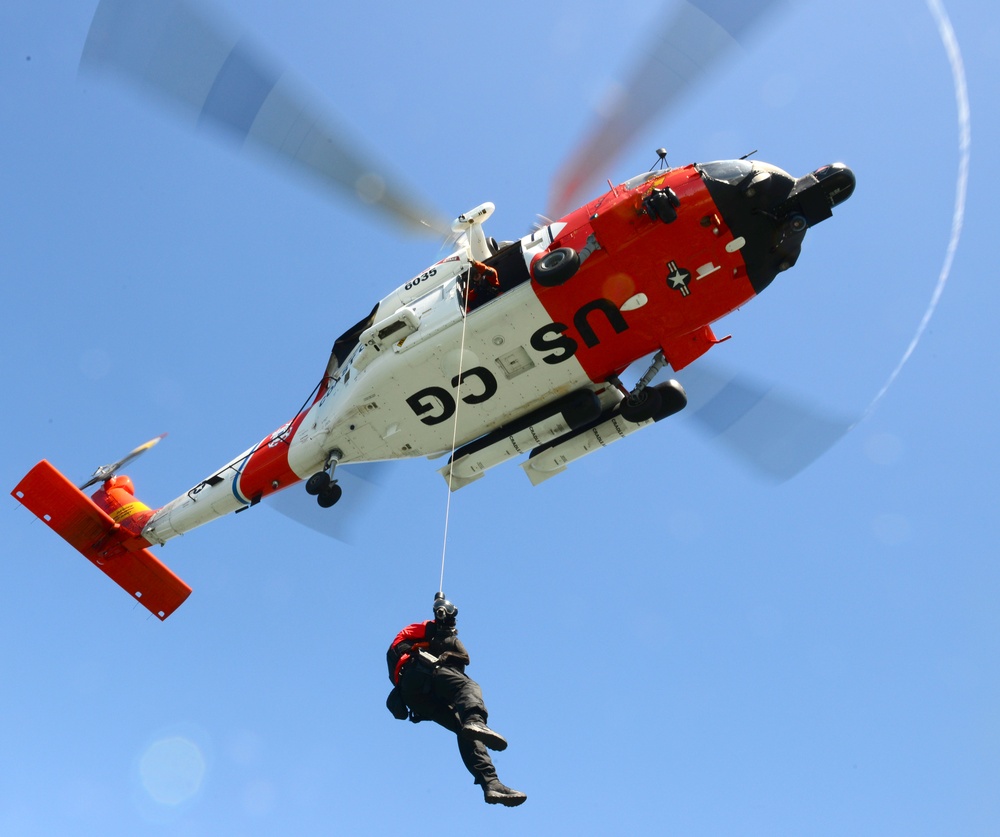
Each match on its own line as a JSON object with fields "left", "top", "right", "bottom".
{"left": 265, "top": 463, "right": 389, "bottom": 545}
{"left": 549, "top": 0, "right": 784, "bottom": 216}
{"left": 81, "top": 0, "right": 449, "bottom": 236}
{"left": 79, "top": 433, "right": 167, "bottom": 490}
{"left": 679, "top": 362, "right": 853, "bottom": 481}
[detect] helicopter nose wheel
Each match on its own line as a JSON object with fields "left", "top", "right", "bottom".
{"left": 305, "top": 449, "right": 343, "bottom": 508}
{"left": 615, "top": 349, "right": 670, "bottom": 423}
{"left": 620, "top": 386, "right": 663, "bottom": 423}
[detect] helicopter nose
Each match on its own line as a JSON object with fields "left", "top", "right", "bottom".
{"left": 811, "top": 162, "right": 856, "bottom": 208}
{"left": 780, "top": 162, "right": 857, "bottom": 225}
{"left": 698, "top": 160, "right": 856, "bottom": 295}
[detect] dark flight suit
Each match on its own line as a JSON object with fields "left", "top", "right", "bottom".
{"left": 388, "top": 620, "right": 498, "bottom": 787}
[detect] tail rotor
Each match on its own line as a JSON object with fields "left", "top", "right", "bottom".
{"left": 79, "top": 433, "right": 166, "bottom": 490}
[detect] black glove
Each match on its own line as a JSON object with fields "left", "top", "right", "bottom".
{"left": 386, "top": 687, "right": 409, "bottom": 721}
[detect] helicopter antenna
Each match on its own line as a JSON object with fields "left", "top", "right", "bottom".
{"left": 648, "top": 148, "right": 669, "bottom": 171}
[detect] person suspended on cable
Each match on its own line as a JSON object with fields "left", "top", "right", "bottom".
{"left": 385, "top": 592, "right": 527, "bottom": 807}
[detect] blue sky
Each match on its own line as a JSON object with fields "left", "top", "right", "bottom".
{"left": 2, "top": 1, "right": 998, "bottom": 834}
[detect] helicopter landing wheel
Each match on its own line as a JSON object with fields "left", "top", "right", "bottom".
{"left": 317, "top": 482, "right": 343, "bottom": 508}
{"left": 306, "top": 471, "right": 332, "bottom": 495}
{"left": 620, "top": 386, "right": 663, "bottom": 423}
{"left": 533, "top": 247, "right": 580, "bottom": 287}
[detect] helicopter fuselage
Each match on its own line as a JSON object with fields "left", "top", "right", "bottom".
{"left": 138, "top": 158, "right": 855, "bottom": 545}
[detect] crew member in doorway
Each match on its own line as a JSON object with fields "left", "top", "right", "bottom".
{"left": 464, "top": 259, "right": 501, "bottom": 307}
{"left": 386, "top": 593, "right": 527, "bottom": 807}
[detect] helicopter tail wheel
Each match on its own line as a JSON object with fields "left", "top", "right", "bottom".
{"left": 620, "top": 385, "right": 663, "bottom": 423}
{"left": 532, "top": 247, "right": 581, "bottom": 287}
{"left": 642, "top": 187, "right": 681, "bottom": 224}
{"left": 305, "top": 471, "right": 332, "bottom": 496}
{"left": 317, "top": 482, "right": 343, "bottom": 508}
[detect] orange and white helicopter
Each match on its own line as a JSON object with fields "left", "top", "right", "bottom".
{"left": 11, "top": 0, "right": 854, "bottom": 620}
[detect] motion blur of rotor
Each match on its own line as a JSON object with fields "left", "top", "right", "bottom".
{"left": 550, "top": 0, "right": 786, "bottom": 216}
{"left": 81, "top": 0, "right": 450, "bottom": 237}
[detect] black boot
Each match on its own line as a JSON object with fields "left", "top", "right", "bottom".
{"left": 461, "top": 718, "right": 508, "bottom": 751}
{"left": 483, "top": 779, "right": 527, "bottom": 807}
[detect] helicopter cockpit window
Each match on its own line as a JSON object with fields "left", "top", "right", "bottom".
{"left": 698, "top": 160, "right": 754, "bottom": 185}
{"left": 622, "top": 171, "right": 660, "bottom": 191}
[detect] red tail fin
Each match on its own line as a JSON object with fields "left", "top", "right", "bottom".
{"left": 11, "top": 461, "right": 191, "bottom": 620}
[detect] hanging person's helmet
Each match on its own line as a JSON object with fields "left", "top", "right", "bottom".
{"left": 433, "top": 591, "right": 458, "bottom": 624}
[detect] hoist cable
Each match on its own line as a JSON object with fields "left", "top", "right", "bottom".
{"left": 438, "top": 267, "right": 475, "bottom": 593}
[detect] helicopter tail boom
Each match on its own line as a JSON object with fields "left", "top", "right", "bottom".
{"left": 11, "top": 461, "right": 191, "bottom": 620}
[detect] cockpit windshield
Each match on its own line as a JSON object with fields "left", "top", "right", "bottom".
{"left": 698, "top": 159, "right": 753, "bottom": 185}
{"left": 621, "top": 171, "right": 660, "bottom": 191}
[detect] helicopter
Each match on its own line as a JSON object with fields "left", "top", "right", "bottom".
{"left": 11, "top": 0, "right": 855, "bottom": 620}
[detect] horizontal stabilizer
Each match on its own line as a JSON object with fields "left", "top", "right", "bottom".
{"left": 11, "top": 461, "right": 191, "bottom": 620}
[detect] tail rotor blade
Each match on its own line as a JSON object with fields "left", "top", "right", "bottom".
{"left": 79, "top": 433, "right": 167, "bottom": 490}
{"left": 81, "top": 0, "right": 449, "bottom": 236}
